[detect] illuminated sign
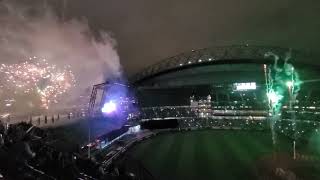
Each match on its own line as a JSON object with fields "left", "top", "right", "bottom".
{"left": 234, "top": 82, "right": 256, "bottom": 91}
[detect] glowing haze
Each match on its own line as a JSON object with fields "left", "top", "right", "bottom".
{"left": 101, "top": 101, "right": 117, "bottom": 114}
{"left": 0, "top": 2, "right": 122, "bottom": 115}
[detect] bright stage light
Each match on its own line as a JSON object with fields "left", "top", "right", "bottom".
{"left": 101, "top": 101, "right": 117, "bottom": 114}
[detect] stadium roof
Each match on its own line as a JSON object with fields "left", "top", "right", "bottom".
{"left": 131, "top": 45, "right": 318, "bottom": 86}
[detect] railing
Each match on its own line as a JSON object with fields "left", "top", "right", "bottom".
{"left": 0, "top": 111, "right": 87, "bottom": 128}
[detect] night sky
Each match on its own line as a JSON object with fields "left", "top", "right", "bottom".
{"left": 21, "top": 0, "right": 320, "bottom": 76}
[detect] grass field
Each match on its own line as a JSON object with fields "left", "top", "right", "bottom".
{"left": 126, "top": 130, "right": 301, "bottom": 180}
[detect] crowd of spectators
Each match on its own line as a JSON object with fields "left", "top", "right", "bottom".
{"left": 178, "top": 118, "right": 268, "bottom": 130}
{"left": 140, "top": 101, "right": 268, "bottom": 120}
{"left": 0, "top": 121, "right": 138, "bottom": 180}
{"left": 282, "top": 110, "right": 320, "bottom": 121}
{"left": 140, "top": 106, "right": 197, "bottom": 119}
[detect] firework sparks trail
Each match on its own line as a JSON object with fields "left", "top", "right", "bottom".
{"left": 0, "top": 57, "right": 76, "bottom": 109}
{"left": 264, "top": 51, "right": 301, "bottom": 147}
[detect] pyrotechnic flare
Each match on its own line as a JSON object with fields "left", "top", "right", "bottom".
{"left": 265, "top": 51, "right": 301, "bottom": 114}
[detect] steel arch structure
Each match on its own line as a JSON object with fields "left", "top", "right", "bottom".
{"left": 131, "top": 45, "right": 315, "bottom": 85}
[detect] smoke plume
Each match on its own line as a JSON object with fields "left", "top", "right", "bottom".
{"left": 0, "top": 2, "right": 122, "bottom": 115}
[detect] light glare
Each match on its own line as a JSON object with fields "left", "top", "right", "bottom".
{"left": 101, "top": 101, "right": 117, "bottom": 114}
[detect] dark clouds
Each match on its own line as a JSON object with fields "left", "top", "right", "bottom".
{"left": 12, "top": 0, "right": 320, "bottom": 75}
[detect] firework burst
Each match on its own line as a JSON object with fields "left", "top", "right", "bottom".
{"left": 0, "top": 56, "right": 76, "bottom": 109}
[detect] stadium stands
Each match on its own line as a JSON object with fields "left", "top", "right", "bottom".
{"left": 0, "top": 122, "right": 120, "bottom": 179}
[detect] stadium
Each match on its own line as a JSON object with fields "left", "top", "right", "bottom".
{"left": 85, "top": 45, "right": 320, "bottom": 179}
{"left": 1, "top": 1, "right": 320, "bottom": 179}
{"left": 2, "top": 43, "right": 320, "bottom": 179}
{"left": 120, "top": 45, "right": 320, "bottom": 180}
{"left": 0, "top": 0, "right": 320, "bottom": 180}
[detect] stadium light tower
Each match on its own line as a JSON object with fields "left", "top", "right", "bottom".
{"left": 87, "top": 81, "right": 130, "bottom": 158}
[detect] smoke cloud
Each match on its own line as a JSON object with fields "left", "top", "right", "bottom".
{"left": 0, "top": 2, "right": 122, "bottom": 115}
